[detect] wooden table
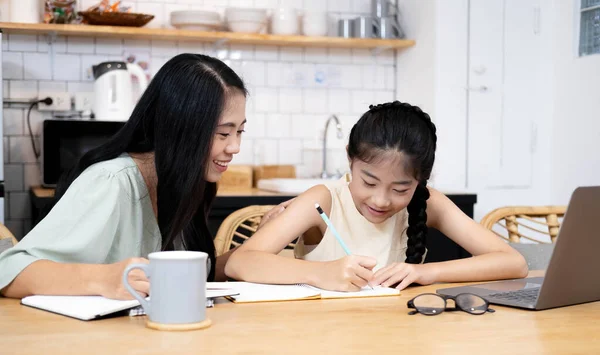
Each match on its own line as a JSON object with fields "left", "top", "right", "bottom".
{"left": 1, "top": 271, "right": 599, "bottom": 354}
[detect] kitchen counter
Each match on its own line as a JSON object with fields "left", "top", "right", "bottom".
{"left": 31, "top": 186, "right": 292, "bottom": 198}
{"left": 29, "top": 186, "right": 476, "bottom": 263}
{"left": 30, "top": 186, "right": 296, "bottom": 235}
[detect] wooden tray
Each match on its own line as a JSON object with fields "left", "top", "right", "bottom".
{"left": 253, "top": 165, "right": 296, "bottom": 187}
{"left": 219, "top": 165, "right": 253, "bottom": 190}
{"left": 78, "top": 11, "right": 154, "bottom": 27}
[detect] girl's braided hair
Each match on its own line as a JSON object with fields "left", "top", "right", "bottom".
{"left": 348, "top": 100, "right": 437, "bottom": 264}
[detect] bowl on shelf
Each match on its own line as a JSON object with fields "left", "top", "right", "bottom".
{"left": 228, "top": 20, "right": 266, "bottom": 33}
{"left": 170, "top": 10, "right": 223, "bottom": 31}
{"left": 225, "top": 7, "right": 268, "bottom": 22}
{"left": 225, "top": 7, "right": 268, "bottom": 34}
{"left": 78, "top": 11, "right": 154, "bottom": 27}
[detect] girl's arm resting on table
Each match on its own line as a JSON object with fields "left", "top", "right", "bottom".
{"left": 425, "top": 188, "right": 529, "bottom": 282}
{"left": 225, "top": 186, "right": 377, "bottom": 291}
{"left": 1, "top": 258, "right": 149, "bottom": 300}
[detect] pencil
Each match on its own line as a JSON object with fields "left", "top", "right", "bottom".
{"left": 314, "top": 203, "right": 373, "bottom": 289}
{"left": 315, "top": 203, "right": 351, "bottom": 255}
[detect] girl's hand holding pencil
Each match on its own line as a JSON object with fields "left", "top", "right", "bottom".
{"left": 316, "top": 255, "right": 377, "bottom": 292}
{"left": 314, "top": 203, "right": 377, "bottom": 292}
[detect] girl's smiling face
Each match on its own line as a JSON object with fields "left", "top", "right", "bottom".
{"left": 348, "top": 151, "right": 418, "bottom": 224}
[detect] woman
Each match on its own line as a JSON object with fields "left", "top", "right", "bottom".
{"left": 0, "top": 53, "right": 248, "bottom": 299}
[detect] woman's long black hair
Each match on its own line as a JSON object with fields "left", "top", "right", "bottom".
{"left": 47, "top": 53, "right": 247, "bottom": 280}
{"left": 347, "top": 101, "right": 437, "bottom": 264}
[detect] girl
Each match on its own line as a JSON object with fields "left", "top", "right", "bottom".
{"left": 0, "top": 54, "right": 247, "bottom": 299}
{"left": 226, "top": 101, "right": 528, "bottom": 291}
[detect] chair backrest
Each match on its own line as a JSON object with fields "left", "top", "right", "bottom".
{"left": 214, "top": 205, "right": 296, "bottom": 257}
{"left": 480, "top": 206, "right": 567, "bottom": 244}
{"left": 0, "top": 223, "right": 18, "bottom": 250}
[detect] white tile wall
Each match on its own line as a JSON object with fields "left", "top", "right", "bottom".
{"left": 265, "top": 113, "right": 291, "bottom": 137}
{"left": 3, "top": 52, "right": 23, "bottom": 80}
{"left": 37, "top": 35, "right": 67, "bottom": 53}
{"left": 9, "top": 137, "right": 38, "bottom": 164}
{"left": 39, "top": 81, "right": 67, "bottom": 92}
{"left": 1, "top": 0, "right": 396, "bottom": 239}
{"left": 96, "top": 38, "right": 124, "bottom": 55}
{"left": 9, "top": 192, "right": 31, "bottom": 219}
{"left": 67, "top": 37, "right": 95, "bottom": 54}
{"left": 24, "top": 53, "right": 52, "bottom": 80}
{"left": 4, "top": 164, "right": 24, "bottom": 192}
{"left": 53, "top": 54, "right": 81, "bottom": 81}
{"left": 244, "top": 113, "right": 266, "bottom": 138}
{"left": 3, "top": 109, "right": 23, "bottom": 136}
{"left": 8, "top": 35, "right": 38, "bottom": 52}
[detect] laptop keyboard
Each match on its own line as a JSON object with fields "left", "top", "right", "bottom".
{"left": 487, "top": 288, "right": 540, "bottom": 303}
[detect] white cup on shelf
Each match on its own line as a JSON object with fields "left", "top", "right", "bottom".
{"left": 302, "top": 11, "right": 328, "bottom": 37}
{"left": 271, "top": 7, "right": 299, "bottom": 35}
{"left": 10, "top": 0, "right": 40, "bottom": 23}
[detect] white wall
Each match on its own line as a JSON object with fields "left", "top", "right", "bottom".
{"left": 551, "top": 0, "right": 600, "bottom": 203}
{"left": 395, "top": 0, "right": 469, "bottom": 192}
{"left": 395, "top": 0, "right": 598, "bottom": 220}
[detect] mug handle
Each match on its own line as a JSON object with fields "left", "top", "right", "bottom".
{"left": 372, "top": 18, "right": 381, "bottom": 38}
{"left": 391, "top": 19, "right": 405, "bottom": 39}
{"left": 122, "top": 263, "right": 151, "bottom": 313}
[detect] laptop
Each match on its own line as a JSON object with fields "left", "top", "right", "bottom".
{"left": 437, "top": 186, "right": 600, "bottom": 310}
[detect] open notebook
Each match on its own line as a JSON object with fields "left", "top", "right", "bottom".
{"left": 20, "top": 288, "right": 239, "bottom": 321}
{"left": 210, "top": 282, "right": 400, "bottom": 303}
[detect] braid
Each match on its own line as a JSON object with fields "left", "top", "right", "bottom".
{"left": 405, "top": 183, "right": 430, "bottom": 264}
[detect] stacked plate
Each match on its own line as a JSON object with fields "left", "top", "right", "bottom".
{"left": 170, "top": 10, "right": 222, "bottom": 31}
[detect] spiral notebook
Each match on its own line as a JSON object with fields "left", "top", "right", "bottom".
{"left": 20, "top": 288, "right": 239, "bottom": 321}
{"left": 211, "top": 282, "right": 400, "bottom": 303}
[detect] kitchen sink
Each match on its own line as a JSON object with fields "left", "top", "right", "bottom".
{"left": 256, "top": 178, "right": 338, "bottom": 194}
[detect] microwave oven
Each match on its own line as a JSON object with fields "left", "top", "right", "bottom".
{"left": 42, "top": 120, "right": 126, "bottom": 187}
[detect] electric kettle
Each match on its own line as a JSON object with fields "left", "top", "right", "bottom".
{"left": 92, "top": 61, "right": 149, "bottom": 121}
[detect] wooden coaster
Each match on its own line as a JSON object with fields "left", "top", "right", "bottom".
{"left": 146, "top": 318, "right": 212, "bottom": 331}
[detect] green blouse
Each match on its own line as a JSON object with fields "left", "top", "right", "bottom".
{"left": 0, "top": 154, "right": 161, "bottom": 291}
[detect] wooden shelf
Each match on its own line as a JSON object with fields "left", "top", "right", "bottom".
{"left": 0, "top": 22, "right": 415, "bottom": 50}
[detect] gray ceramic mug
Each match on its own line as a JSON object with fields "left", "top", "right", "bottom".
{"left": 123, "top": 251, "right": 208, "bottom": 325}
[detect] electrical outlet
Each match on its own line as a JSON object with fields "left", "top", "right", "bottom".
{"left": 38, "top": 92, "right": 71, "bottom": 111}
{"left": 74, "top": 92, "right": 94, "bottom": 112}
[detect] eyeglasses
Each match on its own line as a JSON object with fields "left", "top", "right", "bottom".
{"left": 407, "top": 293, "right": 495, "bottom": 316}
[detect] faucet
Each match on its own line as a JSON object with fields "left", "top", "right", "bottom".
{"left": 321, "top": 114, "right": 344, "bottom": 179}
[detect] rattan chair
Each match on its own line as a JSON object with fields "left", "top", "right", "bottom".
{"left": 0, "top": 223, "right": 18, "bottom": 246}
{"left": 480, "top": 206, "right": 566, "bottom": 244}
{"left": 214, "top": 205, "right": 296, "bottom": 258}
{"left": 480, "top": 206, "right": 567, "bottom": 270}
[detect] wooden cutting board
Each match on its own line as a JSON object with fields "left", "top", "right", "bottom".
{"left": 253, "top": 165, "right": 296, "bottom": 187}
{"left": 219, "top": 165, "right": 253, "bottom": 189}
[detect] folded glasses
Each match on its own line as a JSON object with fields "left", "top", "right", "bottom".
{"left": 407, "top": 293, "right": 495, "bottom": 316}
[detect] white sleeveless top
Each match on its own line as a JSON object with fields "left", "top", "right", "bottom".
{"left": 294, "top": 174, "right": 415, "bottom": 272}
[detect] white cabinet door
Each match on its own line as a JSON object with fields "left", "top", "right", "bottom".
{"left": 467, "top": 0, "right": 542, "bottom": 190}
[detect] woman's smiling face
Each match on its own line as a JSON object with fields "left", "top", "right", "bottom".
{"left": 206, "top": 91, "right": 246, "bottom": 183}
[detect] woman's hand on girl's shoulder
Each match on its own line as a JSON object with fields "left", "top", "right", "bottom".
{"left": 97, "top": 257, "right": 150, "bottom": 300}
{"left": 257, "top": 198, "right": 296, "bottom": 230}
{"left": 371, "top": 262, "right": 438, "bottom": 291}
